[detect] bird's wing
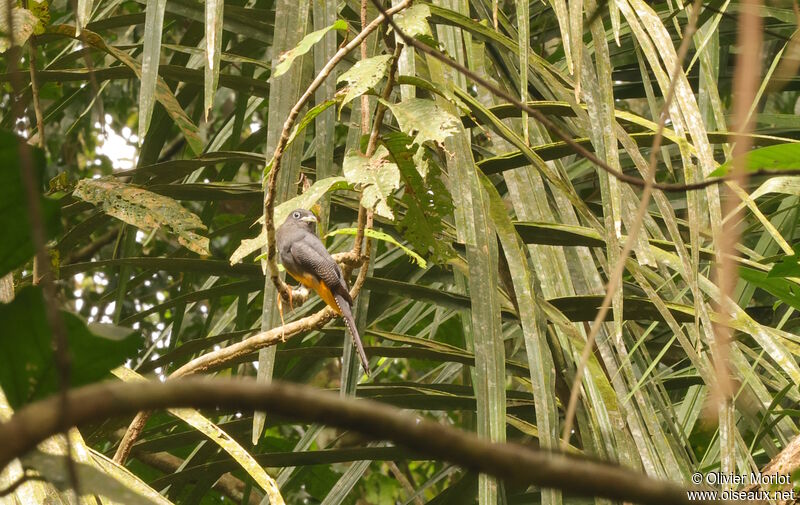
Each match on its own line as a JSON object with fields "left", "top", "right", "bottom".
{"left": 290, "top": 237, "right": 351, "bottom": 301}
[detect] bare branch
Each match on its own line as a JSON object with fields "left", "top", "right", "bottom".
{"left": 262, "top": 0, "right": 412, "bottom": 302}
{"left": 3, "top": 1, "right": 80, "bottom": 495}
{"left": 368, "top": 0, "right": 796, "bottom": 193}
{"left": 0, "top": 378, "right": 727, "bottom": 505}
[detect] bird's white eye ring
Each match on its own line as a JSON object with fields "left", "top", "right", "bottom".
{"left": 292, "top": 211, "right": 301, "bottom": 219}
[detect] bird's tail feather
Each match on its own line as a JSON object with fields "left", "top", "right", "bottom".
{"left": 334, "top": 293, "right": 370, "bottom": 375}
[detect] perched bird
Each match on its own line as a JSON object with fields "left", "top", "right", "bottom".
{"left": 276, "top": 208, "right": 370, "bottom": 374}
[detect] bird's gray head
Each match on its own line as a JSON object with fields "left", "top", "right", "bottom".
{"left": 283, "top": 208, "right": 318, "bottom": 233}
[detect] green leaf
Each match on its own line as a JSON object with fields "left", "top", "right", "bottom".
{"left": 73, "top": 177, "right": 210, "bottom": 256}
{"left": 768, "top": 244, "right": 800, "bottom": 278}
{"left": 740, "top": 266, "right": 800, "bottom": 312}
{"left": 391, "top": 3, "right": 432, "bottom": 38}
{"left": 29, "top": 0, "right": 49, "bottom": 35}
{"left": 273, "top": 20, "right": 348, "bottom": 78}
{"left": 710, "top": 142, "right": 800, "bottom": 177}
{"left": 387, "top": 98, "right": 460, "bottom": 149}
{"left": 343, "top": 147, "right": 400, "bottom": 219}
{"left": 204, "top": 0, "right": 224, "bottom": 120}
{"left": 337, "top": 54, "right": 392, "bottom": 110}
{"left": 382, "top": 132, "right": 454, "bottom": 264}
{"left": 230, "top": 176, "right": 350, "bottom": 265}
{"left": 0, "top": 286, "right": 139, "bottom": 409}
{"left": 0, "top": 131, "right": 60, "bottom": 278}
{"left": 138, "top": 0, "right": 168, "bottom": 140}
{"left": 326, "top": 227, "right": 427, "bottom": 268}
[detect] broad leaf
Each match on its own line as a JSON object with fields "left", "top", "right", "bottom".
{"left": 73, "top": 177, "right": 210, "bottom": 256}
{"left": 273, "top": 20, "right": 348, "bottom": 78}
{"left": 0, "top": 286, "right": 139, "bottom": 409}
{"left": 383, "top": 132, "right": 454, "bottom": 264}
{"left": 391, "top": 3, "right": 432, "bottom": 38}
{"left": 342, "top": 147, "right": 400, "bottom": 219}
{"left": 337, "top": 54, "right": 392, "bottom": 110}
{"left": 769, "top": 244, "right": 800, "bottom": 278}
{"left": 710, "top": 142, "right": 800, "bottom": 176}
{"left": 387, "top": 98, "right": 460, "bottom": 149}
{"left": 0, "top": 131, "right": 60, "bottom": 277}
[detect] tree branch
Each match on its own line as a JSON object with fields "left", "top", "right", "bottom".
{"left": 262, "top": 0, "right": 412, "bottom": 303}
{"left": 112, "top": 256, "right": 371, "bottom": 463}
{"left": 4, "top": 1, "right": 80, "bottom": 495}
{"left": 0, "top": 378, "right": 726, "bottom": 505}
{"left": 368, "top": 0, "right": 793, "bottom": 193}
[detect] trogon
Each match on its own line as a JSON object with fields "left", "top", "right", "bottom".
{"left": 276, "top": 208, "right": 370, "bottom": 374}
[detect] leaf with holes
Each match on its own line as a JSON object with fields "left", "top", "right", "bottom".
{"left": 391, "top": 3, "right": 432, "bottom": 38}
{"left": 383, "top": 132, "right": 454, "bottom": 264}
{"left": 387, "top": 98, "right": 460, "bottom": 150}
{"left": 337, "top": 54, "right": 392, "bottom": 110}
{"left": 343, "top": 147, "right": 400, "bottom": 219}
{"left": 73, "top": 177, "right": 210, "bottom": 255}
{"left": 0, "top": 6, "right": 38, "bottom": 51}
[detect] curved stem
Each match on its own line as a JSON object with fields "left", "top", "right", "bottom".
{"left": 263, "top": 0, "right": 412, "bottom": 301}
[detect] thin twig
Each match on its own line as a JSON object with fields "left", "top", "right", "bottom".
{"left": 113, "top": 250, "right": 372, "bottom": 463}
{"left": 3, "top": 1, "right": 81, "bottom": 496}
{"left": 559, "top": 0, "right": 703, "bottom": 449}
{"left": 367, "top": 0, "right": 789, "bottom": 193}
{"left": 262, "top": 0, "right": 412, "bottom": 303}
{"left": 351, "top": 43, "right": 401, "bottom": 269}
{"left": 0, "top": 379, "right": 730, "bottom": 505}
{"left": 360, "top": 0, "right": 370, "bottom": 133}
{"left": 26, "top": 38, "right": 45, "bottom": 148}
{"left": 712, "top": 0, "right": 762, "bottom": 408}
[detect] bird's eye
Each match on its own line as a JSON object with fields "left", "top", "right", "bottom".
{"left": 292, "top": 211, "right": 300, "bottom": 219}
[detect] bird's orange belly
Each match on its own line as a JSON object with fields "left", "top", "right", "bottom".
{"left": 287, "top": 270, "right": 342, "bottom": 315}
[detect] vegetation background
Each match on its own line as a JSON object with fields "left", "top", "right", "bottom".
{"left": 1, "top": 0, "right": 800, "bottom": 503}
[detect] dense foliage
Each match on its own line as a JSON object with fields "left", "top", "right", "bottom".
{"left": 2, "top": 0, "right": 800, "bottom": 503}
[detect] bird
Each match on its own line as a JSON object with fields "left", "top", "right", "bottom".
{"left": 276, "top": 208, "right": 370, "bottom": 374}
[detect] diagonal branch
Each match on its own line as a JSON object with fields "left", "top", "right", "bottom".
{"left": 112, "top": 253, "right": 371, "bottom": 463}
{"left": 114, "top": 7, "right": 410, "bottom": 463}
{"left": 262, "top": 0, "right": 412, "bottom": 302}
{"left": 368, "top": 0, "right": 800, "bottom": 192}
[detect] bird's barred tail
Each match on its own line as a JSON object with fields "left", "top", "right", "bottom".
{"left": 334, "top": 293, "right": 370, "bottom": 375}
